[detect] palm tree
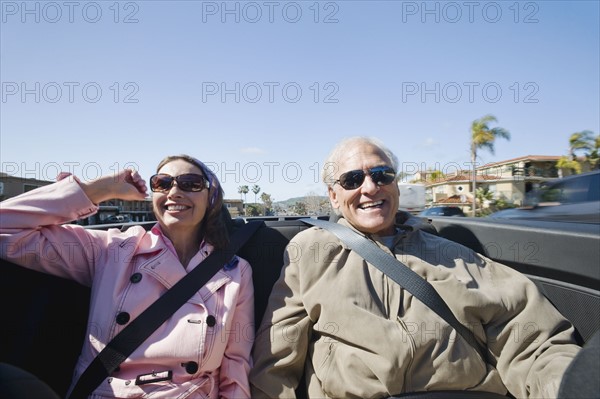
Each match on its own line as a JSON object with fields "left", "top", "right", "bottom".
{"left": 590, "top": 135, "right": 600, "bottom": 170}
{"left": 475, "top": 187, "right": 495, "bottom": 215}
{"left": 568, "top": 130, "right": 595, "bottom": 157}
{"left": 557, "top": 131, "right": 596, "bottom": 175}
{"left": 237, "top": 185, "right": 249, "bottom": 216}
{"left": 470, "top": 115, "right": 510, "bottom": 216}
{"left": 237, "top": 185, "right": 249, "bottom": 202}
{"left": 556, "top": 156, "right": 582, "bottom": 175}
{"left": 252, "top": 184, "right": 261, "bottom": 204}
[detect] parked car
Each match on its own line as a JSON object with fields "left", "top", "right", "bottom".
{"left": 488, "top": 170, "right": 600, "bottom": 224}
{"left": 419, "top": 206, "right": 466, "bottom": 217}
{"left": 103, "top": 215, "right": 131, "bottom": 224}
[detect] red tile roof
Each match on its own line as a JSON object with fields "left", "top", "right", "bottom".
{"left": 437, "top": 195, "right": 470, "bottom": 204}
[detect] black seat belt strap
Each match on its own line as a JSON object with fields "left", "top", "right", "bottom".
{"left": 301, "top": 218, "right": 488, "bottom": 363}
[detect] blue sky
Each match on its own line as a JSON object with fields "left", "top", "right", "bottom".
{"left": 1, "top": 0, "right": 599, "bottom": 201}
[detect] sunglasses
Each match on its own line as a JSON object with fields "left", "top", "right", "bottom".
{"left": 333, "top": 166, "right": 396, "bottom": 190}
{"left": 150, "top": 173, "right": 209, "bottom": 193}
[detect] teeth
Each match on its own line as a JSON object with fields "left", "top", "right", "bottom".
{"left": 167, "top": 205, "right": 188, "bottom": 211}
{"left": 360, "top": 200, "right": 383, "bottom": 209}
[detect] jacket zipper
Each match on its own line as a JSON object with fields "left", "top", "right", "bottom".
{"left": 396, "top": 316, "right": 417, "bottom": 392}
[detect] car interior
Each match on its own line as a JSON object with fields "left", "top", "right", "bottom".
{"left": 0, "top": 212, "right": 598, "bottom": 398}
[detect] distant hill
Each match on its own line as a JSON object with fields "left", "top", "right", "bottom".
{"left": 274, "top": 196, "right": 328, "bottom": 209}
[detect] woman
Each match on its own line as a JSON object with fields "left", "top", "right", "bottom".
{"left": 0, "top": 155, "right": 254, "bottom": 398}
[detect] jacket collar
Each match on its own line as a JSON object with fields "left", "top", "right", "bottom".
{"left": 335, "top": 213, "right": 417, "bottom": 251}
{"left": 132, "top": 224, "right": 233, "bottom": 300}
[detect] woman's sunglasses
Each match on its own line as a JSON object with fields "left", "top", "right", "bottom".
{"left": 333, "top": 166, "right": 396, "bottom": 190}
{"left": 150, "top": 173, "right": 209, "bottom": 193}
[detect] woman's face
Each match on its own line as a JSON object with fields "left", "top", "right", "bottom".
{"left": 152, "top": 159, "right": 210, "bottom": 240}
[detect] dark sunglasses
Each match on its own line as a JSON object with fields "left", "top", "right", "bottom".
{"left": 333, "top": 166, "right": 396, "bottom": 190}
{"left": 150, "top": 173, "right": 209, "bottom": 193}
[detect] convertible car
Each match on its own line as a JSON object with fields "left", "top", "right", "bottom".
{"left": 1, "top": 213, "right": 599, "bottom": 398}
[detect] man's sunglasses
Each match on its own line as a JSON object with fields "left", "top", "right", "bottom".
{"left": 333, "top": 166, "right": 396, "bottom": 190}
{"left": 149, "top": 173, "right": 209, "bottom": 193}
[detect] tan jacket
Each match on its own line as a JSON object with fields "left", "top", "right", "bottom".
{"left": 250, "top": 217, "right": 580, "bottom": 399}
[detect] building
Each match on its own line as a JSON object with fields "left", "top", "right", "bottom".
{"left": 88, "top": 198, "right": 155, "bottom": 225}
{"left": 224, "top": 199, "right": 244, "bottom": 218}
{"left": 0, "top": 172, "right": 53, "bottom": 199}
{"left": 415, "top": 155, "right": 562, "bottom": 212}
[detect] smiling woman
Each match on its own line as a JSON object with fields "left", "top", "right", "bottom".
{"left": 150, "top": 156, "right": 227, "bottom": 266}
{"left": 0, "top": 155, "right": 255, "bottom": 399}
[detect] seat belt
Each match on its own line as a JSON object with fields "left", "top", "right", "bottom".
{"left": 67, "top": 220, "right": 264, "bottom": 399}
{"left": 301, "top": 218, "right": 489, "bottom": 363}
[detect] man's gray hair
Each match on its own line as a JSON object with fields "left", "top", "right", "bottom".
{"left": 321, "top": 136, "right": 399, "bottom": 187}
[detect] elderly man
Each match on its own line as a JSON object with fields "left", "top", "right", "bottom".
{"left": 250, "top": 136, "right": 580, "bottom": 399}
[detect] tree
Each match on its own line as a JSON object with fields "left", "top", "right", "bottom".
{"left": 557, "top": 157, "right": 582, "bottom": 175}
{"left": 557, "top": 130, "right": 596, "bottom": 175}
{"left": 293, "top": 201, "right": 307, "bottom": 215}
{"left": 245, "top": 204, "right": 261, "bottom": 216}
{"left": 470, "top": 115, "right": 510, "bottom": 216}
{"left": 568, "top": 130, "right": 595, "bottom": 157}
{"left": 426, "top": 169, "right": 445, "bottom": 183}
{"left": 252, "top": 184, "right": 261, "bottom": 204}
{"left": 304, "top": 191, "right": 324, "bottom": 215}
{"left": 260, "top": 192, "right": 273, "bottom": 216}
{"left": 237, "top": 185, "right": 249, "bottom": 202}
{"left": 237, "top": 185, "right": 249, "bottom": 215}
{"left": 590, "top": 134, "right": 600, "bottom": 170}
{"left": 475, "top": 187, "right": 495, "bottom": 216}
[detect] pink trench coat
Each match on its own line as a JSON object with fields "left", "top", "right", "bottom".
{"left": 0, "top": 178, "right": 254, "bottom": 399}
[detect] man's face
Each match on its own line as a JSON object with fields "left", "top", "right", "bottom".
{"left": 328, "top": 143, "right": 399, "bottom": 236}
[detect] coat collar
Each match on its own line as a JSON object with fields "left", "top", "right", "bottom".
{"left": 132, "top": 223, "right": 233, "bottom": 302}
{"left": 335, "top": 214, "right": 416, "bottom": 251}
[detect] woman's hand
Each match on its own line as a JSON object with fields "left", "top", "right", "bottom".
{"left": 77, "top": 169, "right": 148, "bottom": 204}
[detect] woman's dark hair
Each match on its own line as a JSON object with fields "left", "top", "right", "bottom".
{"left": 155, "top": 154, "right": 229, "bottom": 249}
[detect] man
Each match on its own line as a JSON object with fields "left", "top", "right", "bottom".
{"left": 250, "top": 136, "right": 581, "bottom": 398}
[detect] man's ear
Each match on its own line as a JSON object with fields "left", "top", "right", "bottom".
{"left": 328, "top": 186, "right": 340, "bottom": 209}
